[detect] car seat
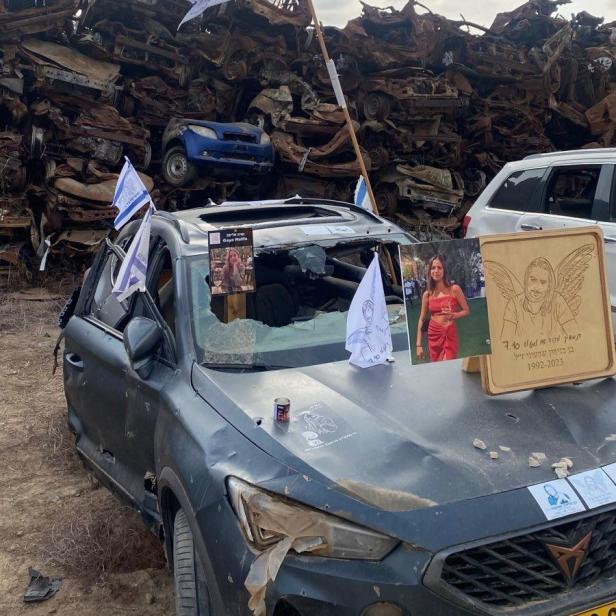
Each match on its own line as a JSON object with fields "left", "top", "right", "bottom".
{"left": 250, "top": 283, "right": 299, "bottom": 327}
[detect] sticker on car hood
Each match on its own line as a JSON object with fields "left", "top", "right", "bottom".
{"left": 528, "top": 479, "right": 586, "bottom": 520}
{"left": 568, "top": 468, "right": 616, "bottom": 509}
{"left": 278, "top": 401, "right": 357, "bottom": 452}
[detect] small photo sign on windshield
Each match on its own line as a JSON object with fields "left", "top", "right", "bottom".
{"left": 208, "top": 228, "right": 255, "bottom": 296}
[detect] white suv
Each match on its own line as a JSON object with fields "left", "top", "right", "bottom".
{"left": 465, "top": 148, "right": 616, "bottom": 318}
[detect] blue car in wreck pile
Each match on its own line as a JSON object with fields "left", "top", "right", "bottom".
{"left": 161, "top": 118, "right": 274, "bottom": 187}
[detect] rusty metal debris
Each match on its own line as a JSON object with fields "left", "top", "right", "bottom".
{"left": 1, "top": 0, "right": 616, "bottom": 275}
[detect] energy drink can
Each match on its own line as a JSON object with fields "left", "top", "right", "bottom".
{"left": 274, "top": 397, "right": 290, "bottom": 423}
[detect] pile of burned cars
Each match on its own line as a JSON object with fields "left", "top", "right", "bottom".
{"left": 2, "top": 0, "right": 616, "bottom": 275}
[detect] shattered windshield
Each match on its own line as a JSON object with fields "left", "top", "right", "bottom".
{"left": 187, "top": 235, "right": 412, "bottom": 370}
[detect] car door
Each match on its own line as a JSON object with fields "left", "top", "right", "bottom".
{"left": 535, "top": 163, "right": 616, "bottom": 331}
{"left": 64, "top": 232, "right": 177, "bottom": 515}
{"left": 121, "top": 238, "right": 177, "bottom": 517}
{"left": 64, "top": 235, "right": 136, "bottom": 487}
{"left": 469, "top": 167, "right": 548, "bottom": 237}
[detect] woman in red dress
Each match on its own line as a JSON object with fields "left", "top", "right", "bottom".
{"left": 415, "top": 255, "right": 470, "bottom": 361}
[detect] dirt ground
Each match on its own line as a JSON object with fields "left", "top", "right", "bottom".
{"left": 0, "top": 289, "right": 174, "bottom": 616}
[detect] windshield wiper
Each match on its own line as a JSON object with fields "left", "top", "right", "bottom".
{"left": 201, "top": 362, "right": 291, "bottom": 372}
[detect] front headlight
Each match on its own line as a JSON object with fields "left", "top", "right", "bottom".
{"left": 188, "top": 124, "right": 218, "bottom": 139}
{"left": 227, "top": 477, "right": 398, "bottom": 560}
{"left": 259, "top": 132, "right": 271, "bottom": 145}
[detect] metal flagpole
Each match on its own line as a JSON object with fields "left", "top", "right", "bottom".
{"left": 305, "top": 0, "right": 379, "bottom": 216}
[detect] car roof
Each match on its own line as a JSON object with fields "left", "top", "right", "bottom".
{"left": 516, "top": 148, "right": 616, "bottom": 167}
{"left": 158, "top": 196, "right": 405, "bottom": 251}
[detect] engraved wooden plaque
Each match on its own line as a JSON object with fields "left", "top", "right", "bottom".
{"left": 479, "top": 227, "right": 615, "bottom": 395}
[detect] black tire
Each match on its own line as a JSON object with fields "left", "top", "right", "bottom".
{"left": 173, "top": 508, "right": 210, "bottom": 616}
{"left": 374, "top": 183, "right": 398, "bottom": 217}
{"left": 163, "top": 146, "right": 197, "bottom": 188}
{"left": 362, "top": 92, "right": 391, "bottom": 121}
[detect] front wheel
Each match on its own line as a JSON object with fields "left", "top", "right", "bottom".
{"left": 163, "top": 146, "right": 197, "bottom": 188}
{"left": 173, "top": 508, "right": 211, "bottom": 616}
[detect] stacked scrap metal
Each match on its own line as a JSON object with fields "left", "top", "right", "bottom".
{"left": 1, "top": 0, "right": 616, "bottom": 275}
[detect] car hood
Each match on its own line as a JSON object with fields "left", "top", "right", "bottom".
{"left": 194, "top": 353, "right": 616, "bottom": 512}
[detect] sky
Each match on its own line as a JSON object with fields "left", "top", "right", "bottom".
{"left": 316, "top": 0, "right": 616, "bottom": 29}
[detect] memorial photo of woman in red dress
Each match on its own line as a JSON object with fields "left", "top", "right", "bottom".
{"left": 415, "top": 255, "right": 469, "bottom": 361}
{"left": 399, "top": 238, "right": 492, "bottom": 365}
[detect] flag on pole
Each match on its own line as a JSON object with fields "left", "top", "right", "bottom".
{"left": 354, "top": 176, "right": 372, "bottom": 212}
{"left": 345, "top": 252, "right": 393, "bottom": 368}
{"left": 178, "top": 0, "right": 231, "bottom": 29}
{"left": 112, "top": 206, "right": 153, "bottom": 302}
{"left": 113, "top": 157, "right": 152, "bottom": 230}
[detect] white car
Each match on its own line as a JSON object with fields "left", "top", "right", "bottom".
{"left": 465, "top": 148, "right": 616, "bottom": 323}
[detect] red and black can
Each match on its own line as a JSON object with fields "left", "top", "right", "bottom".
{"left": 274, "top": 397, "right": 290, "bottom": 423}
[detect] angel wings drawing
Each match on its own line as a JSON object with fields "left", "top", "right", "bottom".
{"left": 484, "top": 244, "right": 594, "bottom": 341}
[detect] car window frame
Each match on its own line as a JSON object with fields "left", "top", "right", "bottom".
{"left": 592, "top": 164, "right": 614, "bottom": 223}
{"left": 540, "top": 163, "right": 604, "bottom": 221}
{"left": 487, "top": 167, "right": 547, "bottom": 213}
{"left": 84, "top": 236, "right": 177, "bottom": 367}
{"left": 144, "top": 237, "right": 178, "bottom": 368}
{"left": 88, "top": 235, "right": 137, "bottom": 333}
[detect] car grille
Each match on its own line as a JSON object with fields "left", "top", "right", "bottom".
{"left": 440, "top": 510, "right": 616, "bottom": 609}
{"left": 223, "top": 132, "right": 257, "bottom": 143}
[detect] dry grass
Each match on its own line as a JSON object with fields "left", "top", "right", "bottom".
{"left": 1, "top": 289, "right": 168, "bottom": 594}
{"left": 0, "top": 295, "right": 64, "bottom": 333}
{"left": 40, "top": 498, "right": 166, "bottom": 584}
{"left": 47, "top": 411, "right": 79, "bottom": 469}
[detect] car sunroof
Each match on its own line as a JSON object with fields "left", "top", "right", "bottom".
{"left": 198, "top": 206, "right": 346, "bottom": 226}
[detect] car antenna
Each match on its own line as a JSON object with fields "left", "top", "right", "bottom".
{"left": 206, "top": 198, "right": 217, "bottom": 207}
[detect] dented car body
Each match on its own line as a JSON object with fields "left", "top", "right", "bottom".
{"left": 63, "top": 200, "right": 616, "bottom": 616}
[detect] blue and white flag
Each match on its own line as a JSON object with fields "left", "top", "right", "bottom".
{"left": 113, "top": 157, "right": 152, "bottom": 230}
{"left": 178, "top": 0, "right": 231, "bottom": 29}
{"left": 345, "top": 252, "right": 392, "bottom": 368}
{"left": 112, "top": 206, "right": 153, "bottom": 302}
{"left": 354, "top": 176, "right": 372, "bottom": 212}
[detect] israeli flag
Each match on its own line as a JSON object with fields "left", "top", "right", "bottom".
{"left": 345, "top": 252, "right": 393, "bottom": 368}
{"left": 113, "top": 157, "right": 152, "bottom": 230}
{"left": 178, "top": 0, "right": 231, "bottom": 29}
{"left": 354, "top": 176, "right": 372, "bottom": 212}
{"left": 112, "top": 207, "right": 153, "bottom": 302}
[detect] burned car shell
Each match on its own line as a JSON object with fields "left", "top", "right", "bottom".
{"left": 162, "top": 117, "right": 274, "bottom": 176}
{"left": 63, "top": 201, "right": 616, "bottom": 616}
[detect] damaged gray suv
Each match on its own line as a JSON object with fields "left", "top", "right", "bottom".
{"left": 63, "top": 197, "right": 616, "bottom": 616}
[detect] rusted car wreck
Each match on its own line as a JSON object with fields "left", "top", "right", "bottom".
{"left": 1, "top": 0, "right": 616, "bottom": 274}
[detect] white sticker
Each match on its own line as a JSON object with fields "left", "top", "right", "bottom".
{"left": 568, "top": 468, "right": 616, "bottom": 509}
{"left": 209, "top": 232, "right": 221, "bottom": 245}
{"left": 527, "top": 479, "right": 586, "bottom": 520}
{"left": 327, "top": 225, "right": 354, "bottom": 234}
{"left": 300, "top": 225, "right": 332, "bottom": 236}
{"left": 601, "top": 462, "right": 616, "bottom": 484}
{"left": 326, "top": 59, "right": 347, "bottom": 109}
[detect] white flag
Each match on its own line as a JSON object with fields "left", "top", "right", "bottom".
{"left": 354, "top": 176, "right": 372, "bottom": 212}
{"left": 345, "top": 252, "right": 393, "bottom": 368}
{"left": 178, "top": 0, "right": 231, "bottom": 29}
{"left": 113, "top": 157, "right": 152, "bottom": 230}
{"left": 112, "top": 207, "right": 153, "bottom": 302}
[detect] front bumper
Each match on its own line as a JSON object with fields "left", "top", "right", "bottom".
{"left": 183, "top": 131, "right": 274, "bottom": 175}
{"left": 196, "top": 498, "right": 476, "bottom": 616}
{"left": 196, "top": 494, "right": 616, "bottom": 616}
